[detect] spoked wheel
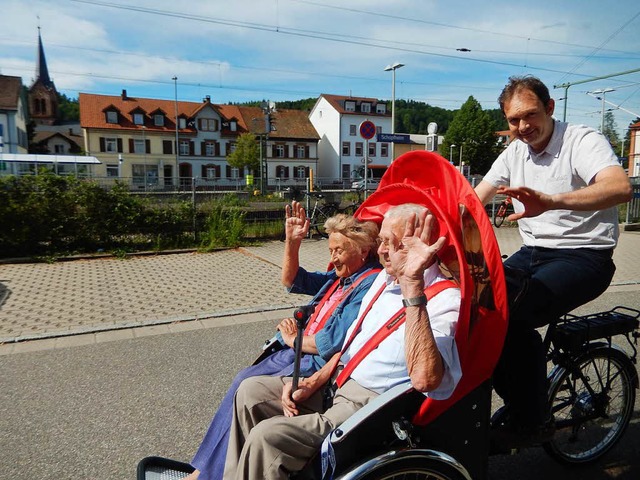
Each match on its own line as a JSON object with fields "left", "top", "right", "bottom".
{"left": 544, "top": 347, "right": 636, "bottom": 464}
{"left": 314, "top": 205, "right": 338, "bottom": 238}
{"left": 493, "top": 207, "right": 506, "bottom": 228}
{"left": 339, "top": 451, "right": 471, "bottom": 480}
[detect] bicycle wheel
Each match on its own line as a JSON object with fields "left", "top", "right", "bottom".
{"left": 544, "top": 346, "right": 636, "bottom": 464}
{"left": 314, "top": 205, "right": 338, "bottom": 238}
{"left": 340, "top": 452, "right": 471, "bottom": 480}
{"left": 340, "top": 203, "right": 360, "bottom": 216}
{"left": 493, "top": 205, "right": 506, "bottom": 228}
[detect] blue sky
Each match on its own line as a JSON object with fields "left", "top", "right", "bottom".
{"left": 2, "top": 0, "right": 640, "bottom": 137}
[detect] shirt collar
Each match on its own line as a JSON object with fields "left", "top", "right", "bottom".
{"left": 528, "top": 119, "right": 564, "bottom": 160}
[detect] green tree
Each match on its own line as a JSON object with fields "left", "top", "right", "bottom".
{"left": 603, "top": 111, "right": 621, "bottom": 151}
{"left": 57, "top": 93, "right": 79, "bottom": 122}
{"left": 226, "top": 132, "right": 260, "bottom": 174}
{"left": 441, "top": 96, "right": 501, "bottom": 174}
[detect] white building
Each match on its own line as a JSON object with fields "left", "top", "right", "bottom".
{"left": 0, "top": 75, "right": 29, "bottom": 157}
{"left": 309, "top": 94, "right": 391, "bottom": 186}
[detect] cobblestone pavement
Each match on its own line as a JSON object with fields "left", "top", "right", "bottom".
{"left": 1, "top": 228, "right": 639, "bottom": 344}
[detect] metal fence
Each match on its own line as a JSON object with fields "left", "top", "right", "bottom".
{"left": 626, "top": 177, "right": 640, "bottom": 224}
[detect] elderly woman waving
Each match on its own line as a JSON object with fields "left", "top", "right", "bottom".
{"left": 187, "top": 201, "right": 381, "bottom": 480}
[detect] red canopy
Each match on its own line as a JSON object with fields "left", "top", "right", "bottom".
{"left": 354, "top": 150, "right": 508, "bottom": 425}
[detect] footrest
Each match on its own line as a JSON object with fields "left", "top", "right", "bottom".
{"left": 553, "top": 307, "right": 640, "bottom": 351}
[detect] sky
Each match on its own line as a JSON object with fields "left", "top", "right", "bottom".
{"left": 1, "top": 0, "right": 640, "bottom": 139}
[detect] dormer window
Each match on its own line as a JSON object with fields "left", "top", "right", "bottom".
{"left": 179, "top": 118, "right": 187, "bottom": 129}
{"left": 376, "top": 103, "right": 387, "bottom": 114}
{"left": 230, "top": 121, "right": 237, "bottom": 132}
{"left": 154, "top": 114, "right": 165, "bottom": 127}
{"left": 361, "top": 102, "right": 371, "bottom": 113}
{"left": 345, "top": 101, "right": 356, "bottom": 112}
{"left": 106, "top": 111, "right": 118, "bottom": 124}
{"left": 133, "top": 113, "right": 145, "bottom": 125}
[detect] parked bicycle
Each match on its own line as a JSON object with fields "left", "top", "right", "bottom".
{"left": 305, "top": 191, "right": 340, "bottom": 238}
{"left": 493, "top": 196, "right": 513, "bottom": 228}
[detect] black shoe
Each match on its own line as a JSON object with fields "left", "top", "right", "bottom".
{"left": 491, "top": 417, "right": 555, "bottom": 450}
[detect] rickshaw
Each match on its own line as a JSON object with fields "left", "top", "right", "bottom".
{"left": 138, "top": 151, "right": 638, "bottom": 480}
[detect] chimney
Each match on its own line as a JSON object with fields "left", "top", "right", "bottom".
{"left": 121, "top": 89, "right": 127, "bottom": 100}
{"left": 68, "top": 128, "right": 73, "bottom": 135}
{"left": 204, "top": 95, "right": 211, "bottom": 103}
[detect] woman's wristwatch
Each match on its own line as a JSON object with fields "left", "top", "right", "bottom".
{"left": 402, "top": 294, "right": 427, "bottom": 307}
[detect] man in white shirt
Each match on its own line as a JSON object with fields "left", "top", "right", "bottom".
{"left": 475, "top": 75, "right": 632, "bottom": 446}
{"left": 223, "top": 204, "right": 462, "bottom": 480}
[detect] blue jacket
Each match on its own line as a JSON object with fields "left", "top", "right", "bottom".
{"left": 283, "top": 260, "right": 382, "bottom": 372}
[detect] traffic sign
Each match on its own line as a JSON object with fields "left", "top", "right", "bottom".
{"left": 359, "top": 120, "right": 376, "bottom": 140}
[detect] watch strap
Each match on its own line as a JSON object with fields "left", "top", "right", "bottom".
{"left": 402, "top": 294, "right": 427, "bottom": 307}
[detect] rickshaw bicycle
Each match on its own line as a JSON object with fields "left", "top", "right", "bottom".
{"left": 137, "top": 152, "right": 638, "bottom": 480}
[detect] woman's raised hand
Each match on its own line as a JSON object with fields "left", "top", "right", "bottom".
{"left": 285, "top": 201, "right": 310, "bottom": 241}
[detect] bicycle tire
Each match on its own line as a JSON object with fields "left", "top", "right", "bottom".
{"left": 544, "top": 346, "right": 636, "bottom": 464}
{"left": 314, "top": 205, "right": 338, "bottom": 238}
{"left": 493, "top": 205, "right": 506, "bottom": 228}
{"left": 339, "top": 452, "right": 471, "bottom": 480}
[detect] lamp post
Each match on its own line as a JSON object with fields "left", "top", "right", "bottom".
{"left": 384, "top": 62, "right": 404, "bottom": 160}
{"left": 459, "top": 144, "right": 464, "bottom": 172}
{"left": 589, "top": 88, "right": 615, "bottom": 133}
{"left": 172, "top": 76, "right": 179, "bottom": 188}
{"left": 449, "top": 144, "right": 456, "bottom": 164}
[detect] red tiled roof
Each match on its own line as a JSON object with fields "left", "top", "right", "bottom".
{"left": 319, "top": 93, "right": 390, "bottom": 117}
{"left": 238, "top": 106, "right": 319, "bottom": 140}
{"left": 0, "top": 75, "right": 23, "bottom": 110}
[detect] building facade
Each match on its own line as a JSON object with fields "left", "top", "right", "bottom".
{"left": 0, "top": 75, "right": 29, "bottom": 158}
{"left": 309, "top": 94, "right": 391, "bottom": 186}
{"left": 79, "top": 91, "right": 319, "bottom": 190}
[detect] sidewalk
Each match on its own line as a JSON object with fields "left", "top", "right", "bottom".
{"left": 1, "top": 227, "right": 639, "bottom": 350}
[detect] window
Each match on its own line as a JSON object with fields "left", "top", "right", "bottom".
{"left": 342, "top": 142, "right": 350, "bottom": 156}
{"left": 355, "top": 142, "right": 363, "bottom": 157}
{"left": 369, "top": 142, "right": 376, "bottom": 157}
{"left": 381, "top": 143, "right": 389, "bottom": 157}
{"left": 106, "top": 164, "right": 119, "bottom": 177}
{"left": 204, "top": 165, "right": 217, "bottom": 178}
{"left": 54, "top": 144, "right": 65, "bottom": 154}
{"left": 200, "top": 118, "right": 219, "bottom": 131}
{"left": 229, "top": 142, "right": 237, "bottom": 154}
{"left": 376, "top": 103, "right": 386, "bottom": 114}
{"left": 276, "top": 165, "right": 289, "bottom": 178}
{"left": 133, "top": 113, "right": 144, "bottom": 125}
{"left": 132, "top": 164, "right": 158, "bottom": 185}
{"left": 179, "top": 140, "right": 190, "bottom": 155}
{"left": 376, "top": 126, "right": 382, "bottom": 136}
{"left": 345, "top": 101, "right": 356, "bottom": 112}
{"left": 295, "top": 166, "right": 307, "bottom": 179}
{"left": 342, "top": 164, "right": 351, "bottom": 181}
{"left": 349, "top": 124, "right": 357, "bottom": 136}
{"left": 154, "top": 114, "right": 164, "bottom": 126}
{"left": 105, "top": 138, "right": 118, "bottom": 152}
{"left": 106, "top": 111, "right": 118, "bottom": 124}
{"left": 276, "top": 145, "right": 285, "bottom": 158}
{"left": 296, "top": 145, "right": 306, "bottom": 159}
{"left": 230, "top": 167, "right": 240, "bottom": 179}
{"left": 361, "top": 102, "right": 371, "bottom": 113}
{"left": 205, "top": 142, "right": 216, "bottom": 156}
{"left": 133, "top": 139, "right": 145, "bottom": 154}
{"left": 178, "top": 118, "right": 187, "bottom": 129}
{"left": 230, "top": 121, "right": 237, "bottom": 132}
{"left": 163, "top": 140, "right": 173, "bottom": 154}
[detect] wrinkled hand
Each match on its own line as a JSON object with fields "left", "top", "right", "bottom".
{"left": 285, "top": 201, "right": 310, "bottom": 241}
{"left": 277, "top": 317, "right": 298, "bottom": 348}
{"left": 497, "top": 186, "right": 551, "bottom": 221}
{"left": 389, "top": 211, "right": 446, "bottom": 286}
{"left": 281, "top": 378, "right": 314, "bottom": 417}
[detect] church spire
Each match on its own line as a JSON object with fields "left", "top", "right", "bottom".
{"left": 36, "top": 26, "right": 54, "bottom": 89}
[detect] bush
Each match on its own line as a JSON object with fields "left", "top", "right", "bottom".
{"left": 199, "top": 205, "right": 246, "bottom": 250}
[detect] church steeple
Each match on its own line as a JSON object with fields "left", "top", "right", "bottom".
{"left": 29, "top": 26, "right": 59, "bottom": 126}
{"left": 35, "top": 27, "right": 54, "bottom": 90}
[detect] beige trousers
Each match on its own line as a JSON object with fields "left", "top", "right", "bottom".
{"left": 223, "top": 375, "right": 378, "bottom": 480}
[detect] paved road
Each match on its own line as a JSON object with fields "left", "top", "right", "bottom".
{"left": 1, "top": 228, "right": 640, "bottom": 479}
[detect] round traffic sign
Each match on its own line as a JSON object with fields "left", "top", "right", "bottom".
{"left": 359, "top": 120, "right": 376, "bottom": 140}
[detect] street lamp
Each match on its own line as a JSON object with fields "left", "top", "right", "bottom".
{"left": 384, "top": 62, "right": 404, "bottom": 160}
{"left": 459, "top": 144, "right": 464, "bottom": 172}
{"left": 449, "top": 144, "right": 456, "bottom": 164}
{"left": 589, "top": 88, "right": 615, "bottom": 133}
{"left": 172, "top": 76, "right": 179, "bottom": 187}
